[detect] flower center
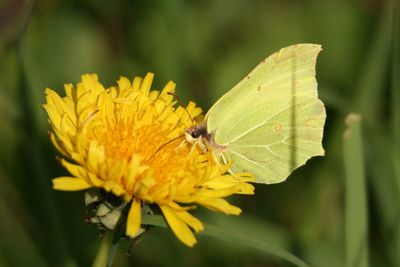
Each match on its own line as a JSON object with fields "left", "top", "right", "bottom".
{"left": 92, "top": 111, "right": 195, "bottom": 186}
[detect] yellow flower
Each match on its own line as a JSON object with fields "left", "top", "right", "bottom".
{"left": 43, "top": 73, "right": 254, "bottom": 246}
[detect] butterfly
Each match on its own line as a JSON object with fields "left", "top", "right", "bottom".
{"left": 186, "top": 44, "right": 326, "bottom": 184}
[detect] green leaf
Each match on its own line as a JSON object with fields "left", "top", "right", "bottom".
{"left": 343, "top": 114, "right": 369, "bottom": 267}
{"left": 142, "top": 214, "right": 309, "bottom": 267}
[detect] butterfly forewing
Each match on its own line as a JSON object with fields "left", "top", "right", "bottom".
{"left": 206, "top": 44, "right": 325, "bottom": 184}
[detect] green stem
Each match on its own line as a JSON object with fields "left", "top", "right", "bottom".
{"left": 92, "top": 232, "right": 113, "bottom": 267}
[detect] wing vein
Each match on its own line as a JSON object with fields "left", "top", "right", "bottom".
{"left": 228, "top": 104, "right": 294, "bottom": 143}
{"left": 227, "top": 99, "right": 320, "bottom": 144}
{"left": 228, "top": 150, "right": 282, "bottom": 178}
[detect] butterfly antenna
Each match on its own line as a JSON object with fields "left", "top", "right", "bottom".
{"left": 185, "top": 108, "right": 195, "bottom": 126}
{"left": 146, "top": 135, "right": 185, "bottom": 161}
{"left": 167, "top": 91, "right": 180, "bottom": 101}
{"left": 167, "top": 92, "right": 195, "bottom": 126}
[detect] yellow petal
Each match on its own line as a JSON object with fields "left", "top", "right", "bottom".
{"left": 126, "top": 198, "right": 141, "bottom": 237}
{"left": 141, "top": 73, "right": 154, "bottom": 96}
{"left": 211, "top": 173, "right": 255, "bottom": 183}
{"left": 87, "top": 172, "right": 104, "bottom": 187}
{"left": 108, "top": 159, "right": 128, "bottom": 184}
{"left": 149, "top": 90, "right": 160, "bottom": 101}
{"left": 126, "top": 155, "right": 141, "bottom": 191}
{"left": 87, "top": 141, "right": 105, "bottom": 173}
{"left": 200, "top": 186, "right": 248, "bottom": 198}
{"left": 49, "top": 133, "right": 69, "bottom": 157}
{"left": 81, "top": 74, "right": 104, "bottom": 94}
{"left": 204, "top": 180, "right": 255, "bottom": 193}
{"left": 158, "top": 81, "right": 175, "bottom": 103}
{"left": 167, "top": 201, "right": 195, "bottom": 211}
{"left": 98, "top": 92, "right": 116, "bottom": 126}
{"left": 64, "top": 83, "right": 74, "bottom": 99}
{"left": 132, "top": 76, "right": 143, "bottom": 91}
{"left": 78, "top": 104, "right": 98, "bottom": 128}
{"left": 197, "top": 198, "right": 241, "bottom": 215}
{"left": 186, "top": 101, "right": 203, "bottom": 119}
{"left": 61, "top": 159, "right": 87, "bottom": 178}
{"left": 175, "top": 210, "right": 204, "bottom": 233}
{"left": 43, "top": 105, "right": 62, "bottom": 131}
{"left": 160, "top": 205, "right": 197, "bottom": 247}
{"left": 44, "top": 88, "right": 71, "bottom": 115}
{"left": 52, "top": 177, "right": 91, "bottom": 191}
{"left": 117, "top": 76, "right": 131, "bottom": 91}
{"left": 60, "top": 113, "right": 77, "bottom": 135}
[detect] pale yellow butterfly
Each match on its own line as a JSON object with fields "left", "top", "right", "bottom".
{"left": 186, "top": 43, "right": 326, "bottom": 184}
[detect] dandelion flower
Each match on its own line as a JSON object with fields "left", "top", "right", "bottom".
{"left": 44, "top": 73, "right": 254, "bottom": 246}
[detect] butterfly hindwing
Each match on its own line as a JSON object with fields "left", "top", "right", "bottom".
{"left": 219, "top": 96, "right": 325, "bottom": 183}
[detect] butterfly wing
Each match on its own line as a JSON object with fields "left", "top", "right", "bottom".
{"left": 206, "top": 44, "right": 325, "bottom": 184}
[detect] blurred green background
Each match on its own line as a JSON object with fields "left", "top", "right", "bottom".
{"left": 0, "top": 0, "right": 398, "bottom": 266}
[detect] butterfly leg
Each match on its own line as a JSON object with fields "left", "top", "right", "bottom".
{"left": 189, "top": 141, "right": 198, "bottom": 154}
{"left": 219, "top": 153, "right": 240, "bottom": 180}
{"left": 177, "top": 139, "right": 186, "bottom": 149}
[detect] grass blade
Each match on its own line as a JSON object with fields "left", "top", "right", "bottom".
{"left": 142, "top": 214, "right": 309, "bottom": 267}
{"left": 354, "top": 6, "right": 391, "bottom": 125}
{"left": 200, "top": 222, "right": 309, "bottom": 267}
{"left": 391, "top": 0, "right": 400, "bottom": 202}
{"left": 343, "top": 114, "right": 369, "bottom": 267}
{"left": 390, "top": 0, "right": 400, "bottom": 265}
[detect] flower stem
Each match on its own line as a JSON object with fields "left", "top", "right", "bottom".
{"left": 92, "top": 232, "right": 115, "bottom": 267}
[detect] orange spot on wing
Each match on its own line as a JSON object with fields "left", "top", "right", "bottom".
{"left": 274, "top": 124, "right": 283, "bottom": 133}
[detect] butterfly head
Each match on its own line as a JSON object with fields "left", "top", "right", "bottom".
{"left": 185, "top": 124, "right": 209, "bottom": 144}
{"left": 184, "top": 123, "right": 228, "bottom": 153}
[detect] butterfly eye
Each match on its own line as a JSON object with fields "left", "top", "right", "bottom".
{"left": 191, "top": 129, "right": 201, "bottom": 138}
